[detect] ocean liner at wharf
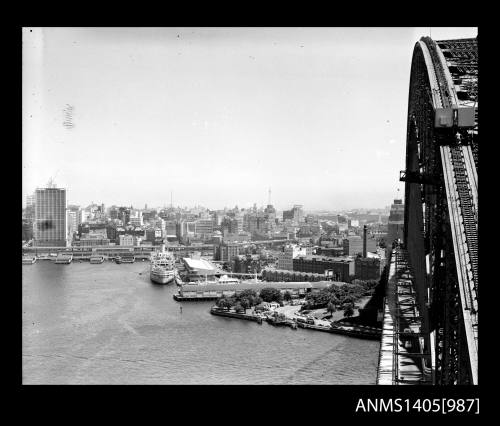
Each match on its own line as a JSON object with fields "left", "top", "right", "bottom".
{"left": 150, "top": 244, "right": 176, "bottom": 285}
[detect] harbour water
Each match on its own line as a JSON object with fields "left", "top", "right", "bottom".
{"left": 22, "top": 261, "right": 380, "bottom": 384}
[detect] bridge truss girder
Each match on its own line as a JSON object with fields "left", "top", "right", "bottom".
{"left": 403, "top": 37, "right": 478, "bottom": 385}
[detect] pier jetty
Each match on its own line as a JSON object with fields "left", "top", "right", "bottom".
{"left": 296, "top": 321, "right": 381, "bottom": 340}
{"left": 210, "top": 307, "right": 263, "bottom": 324}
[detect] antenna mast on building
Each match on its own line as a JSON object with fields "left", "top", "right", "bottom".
{"left": 268, "top": 187, "right": 271, "bottom": 205}
{"left": 170, "top": 191, "right": 173, "bottom": 209}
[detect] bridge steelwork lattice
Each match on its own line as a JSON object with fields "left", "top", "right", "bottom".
{"left": 399, "top": 36, "right": 478, "bottom": 384}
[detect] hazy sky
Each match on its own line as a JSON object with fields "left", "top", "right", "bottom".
{"left": 22, "top": 27, "right": 478, "bottom": 211}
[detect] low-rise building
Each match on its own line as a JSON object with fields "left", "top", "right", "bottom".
{"left": 292, "top": 255, "right": 354, "bottom": 282}
{"left": 316, "top": 246, "right": 344, "bottom": 257}
{"left": 343, "top": 235, "right": 377, "bottom": 256}
{"left": 73, "top": 237, "right": 110, "bottom": 247}
{"left": 119, "top": 234, "right": 135, "bottom": 246}
{"left": 219, "top": 242, "right": 241, "bottom": 262}
{"left": 277, "top": 244, "right": 313, "bottom": 270}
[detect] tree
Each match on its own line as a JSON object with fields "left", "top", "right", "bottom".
{"left": 216, "top": 298, "right": 225, "bottom": 310}
{"left": 239, "top": 289, "right": 258, "bottom": 301}
{"left": 283, "top": 291, "right": 292, "bottom": 302}
{"left": 259, "top": 287, "right": 283, "bottom": 303}
{"left": 240, "top": 298, "right": 250, "bottom": 313}
{"left": 343, "top": 303, "right": 355, "bottom": 318}
{"left": 300, "top": 302, "right": 312, "bottom": 311}
{"left": 329, "top": 295, "right": 340, "bottom": 306}
{"left": 216, "top": 297, "right": 232, "bottom": 311}
{"left": 343, "top": 294, "right": 356, "bottom": 305}
{"left": 233, "top": 302, "right": 244, "bottom": 313}
{"left": 326, "top": 302, "right": 336, "bottom": 315}
{"left": 352, "top": 279, "right": 366, "bottom": 287}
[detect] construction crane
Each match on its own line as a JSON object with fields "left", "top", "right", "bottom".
{"left": 47, "top": 170, "right": 59, "bottom": 188}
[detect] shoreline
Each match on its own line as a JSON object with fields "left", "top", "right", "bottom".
{"left": 210, "top": 306, "right": 381, "bottom": 341}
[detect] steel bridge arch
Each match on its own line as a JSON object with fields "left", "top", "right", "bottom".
{"left": 402, "top": 37, "right": 478, "bottom": 385}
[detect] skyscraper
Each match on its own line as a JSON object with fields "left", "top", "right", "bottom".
{"left": 34, "top": 186, "right": 68, "bottom": 247}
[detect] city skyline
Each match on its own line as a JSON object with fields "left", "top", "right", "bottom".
{"left": 24, "top": 189, "right": 395, "bottom": 214}
{"left": 23, "top": 27, "right": 477, "bottom": 210}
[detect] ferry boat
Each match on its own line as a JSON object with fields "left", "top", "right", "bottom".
{"left": 150, "top": 245, "right": 176, "bottom": 285}
{"left": 89, "top": 254, "right": 105, "bottom": 264}
{"left": 55, "top": 253, "right": 73, "bottom": 264}
{"left": 115, "top": 255, "right": 135, "bottom": 264}
{"left": 22, "top": 256, "right": 37, "bottom": 264}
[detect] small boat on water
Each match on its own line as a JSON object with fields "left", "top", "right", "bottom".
{"left": 120, "top": 255, "right": 135, "bottom": 263}
{"left": 115, "top": 256, "right": 122, "bottom": 264}
{"left": 22, "top": 256, "right": 37, "bottom": 264}
{"left": 89, "top": 254, "right": 105, "bottom": 264}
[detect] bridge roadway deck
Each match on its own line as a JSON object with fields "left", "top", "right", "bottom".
{"left": 377, "top": 247, "right": 432, "bottom": 385}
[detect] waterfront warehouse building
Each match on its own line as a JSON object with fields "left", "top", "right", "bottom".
{"left": 34, "top": 186, "right": 68, "bottom": 247}
{"left": 177, "top": 281, "right": 335, "bottom": 300}
{"left": 261, "top": 268, "right": 327, "bottom": 282}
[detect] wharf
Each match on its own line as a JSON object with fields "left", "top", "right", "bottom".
{"left": 297, "top": 322, "right": 381, "bottom": 340}
{"left": 266, "top": 317, "right": 297, "bottom": 328}
{"left": 210, "top": 305, "right": 379, "bottom": 338}
{"left": 174, "top": 294, "right": 218, "bottom": 302}
{"left": 210, "top": 307, "right": 263, "bottom": 323}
